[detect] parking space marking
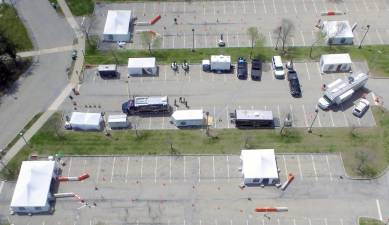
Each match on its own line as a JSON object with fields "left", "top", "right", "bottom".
{"left": 140, "top": 156, "right": 143, "bottom": 179}
{"left": 324, "top": 218, "right": 328, "bottom": 225}
{"left": 311, "top": 155, "right": 318, "bottom": 181}
{"left": 373, "top": 0, "right": 379, "bottom": 11}
{"left": 329, "top": 111, "right": 335, "bottom": 127}
{"left": 143, "top": 2, "right": 146, "bottom": 15}
{"left": 304, "top": 62, "right": 311, "bottom": 80}
{"left": 213, "top": 1, "right": 216, "bottom": 15}
{"left": 315, "top": 62, "right": 323, "bottom": 80}
{"left": 291, "top": 37, "right": 295, "bottom": 46}
{"left": 214, "top": 106, "right": 217, "bottom": 128}
{"left": 232, "top": 0, "right": 237, "bottom": 14}
{"left": 148, "top": 117, "right": 152, "bottom": 129}
{"left": 302, "top": 104, "right": 308, "bottom": 127}
{"left": 154, "top": 157, "right": 158, "bottom": 183}
{"left": 262, "top": 0, "right": 267, "bottom": 13}
{"left": 96, "top": 157, "right": 101, "bottom": 183}
{"left": 172, "top": 35, "right": 175, "bottom": 48}
{"left": 291, "top": 0, "right": 298, "bottom": 13}
{"left": 204, "top": 33, "right": 208, "bottom": 48}
{"left": 226, "top": 106, "right": 230, "bottom": 128}
{"left": 226, "top": 155, "right": 230, "bottom": 182}
{"left": 317, "top": 113, "right": 322, "bottom": 127}
{"left": 277, "top": 105, "right": 281, "bottom": 123}
{"left": 198, "top": 157, "right": 201, "bottom": 182}
{"left": 357, "top": 117, "right": 361, "bottom": 126}
{"left": 340, "top": 218, "right": 344, "bottom": 225}
{"left": 110, "top": 157, "right": 116, "bottom": 183}
{"left": 282, "top": 0, "right": 288, "bottom": 13}
{"left": 237, "top": 33, "right": 240, "bottom": 47}
{"left": 297, "top": 155, "right": 303, "bottom": 180}
{"left": 290, "top": 104, "right": 295, "bottom": 125}
{"left": 376, "top": 199, "right": 383, "bottom": 220}
{"left": 67, "top": 157, "right": 72, "bottom": 177}
{"left": 125, "top": 157, "right": 129, "bottom": 183}
{"left": 326, "top": 155, "right": 333, "bottom": 181}
{"left": 300, "top": 31, "right": 306, "bottom": 46}
{"left": 283, "top": 155, "right": 288, "bottom": 180}
{"left": 223, "top": 1, "right": 227, "bottom": 14}
{"left": 340, "top": 105, "right": 349, "bottom": 127}
{"left": 203, "top": 2, "right": 206, "bottom": 16}
{"left": 183, "top": 33, "right": 186, "bottom": 48}
{"left": 163, "top": 2, "right": 166, "bottom": 14}
{"left": 311, "top": 0, "right": 318, "bottom": 13}
{"left": 361, "top": 0, "right": 369, "bottom": 11}
{"left": 183, "top": 156, "right": 186, "bottom": 182}
{"left": 252, "top": 0, "right": 257, "bottom": 13}
{"left": 308, "top": 218, "right": 312, "bottom": 225}
{"left": 375, "top": 29, "right": 384, "bottom": 44}
{"left": 272, "top": 0, "right": 277, "bottom": 14}
{"left": 184, "top": 1, "right": 186, "bottom": 14}
{"left": 213, "top": 156, "right": 216, "bottom": 182}
{"left": 268, "top": 31, "right": 273, "bottom": 47}
{"left": 169, "top": 156, "right": 172, "bottom": 183}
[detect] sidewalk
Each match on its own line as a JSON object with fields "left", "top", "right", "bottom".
{"left": 17, "top": 45, "right": 75, "bottom": 57}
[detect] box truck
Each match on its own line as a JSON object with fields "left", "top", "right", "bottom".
{"left": 122, "top": 96, "right": 171, "bottom": 114}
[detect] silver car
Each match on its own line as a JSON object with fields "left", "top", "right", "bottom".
{"left": 352, "top": 99, "right": 370, "bottom": 117}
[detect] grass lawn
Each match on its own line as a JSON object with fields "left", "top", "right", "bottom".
{"left": 86, "top": 44, "right": 389, "bottom": 77}
{"left": 359, "top": 217, "right": 385, "bottom": 225}
{"left": 66, "top": 0, "right": 94, "bottom": 16}
{"left": 0, "top": 3, "right": 33, "bottom": 51}
{"left": 2, "top": 107, "right": 389, "bottom": 180}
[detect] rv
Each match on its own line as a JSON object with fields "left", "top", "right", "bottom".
{"left": 234, "top": 110, "right": 274, "bottom": 128}
{"left": 318, "top": 73, "right": 368, "bottom": 110}
{"left": 122, "top": 96, "right": 171, "bottom": 114}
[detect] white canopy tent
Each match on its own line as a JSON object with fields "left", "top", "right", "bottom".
{"left": 103, "top": 10, "right": 132, "bottom": 42}
{"left": 320, "top": 53, "right": 352, "bottom": 73}
{"left": 171, "top": 110, "right": 204, "bottom": 127}
{"left": 322, "top": 20, "right": 354, "bottom": 45}
{"left": 108, "top": 114, "right": 129, "bottom": 129}
{"left": 240, "top": 149, "right": 279, "bottom": 185}
{"left": 128, "top": 57, "right": 157, "bottom": 76}
{"left": 69, "top": 112, "right": 103, "bottom": 130}
{"left": 10, "top": 161, "right": 58, "bottom": 214}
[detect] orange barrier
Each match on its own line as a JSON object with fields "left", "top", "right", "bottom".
{"left": 58, "top": 173, "right": 90, "bottom": 182}
{"left": 150, "top": 15, "right": 161, "bottom": 25}
{"left": 321, "top": 11, "right": 344, "bottom": 16}
{"left": 78, "top": 173, "right": 90, "bottom": 181}
{"left": 281, "top": 173, "right": 295, "bottom": 191}
{"left": 255, "top": 207, "right": 288, "bottom": 212}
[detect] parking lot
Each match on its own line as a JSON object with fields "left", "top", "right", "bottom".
{"left": 60, "top": 62, "right": 376, "bottom": 129}
{"left": 87, "top": 0, "right": 389, "bottom": 49}
{"left": 3, "top": 153, "right": 387, "bottom": 225}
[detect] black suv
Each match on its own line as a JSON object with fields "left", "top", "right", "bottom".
{"left": 251, "top": 59, "right": 262, "bottom": 80}
{"left": 287, "top": 70, "right": 302, "bottom": 97}
{"left": 237, "top": 57, "right": 248, "bottom": 79}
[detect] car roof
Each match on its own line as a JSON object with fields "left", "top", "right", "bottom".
{"left": 273, "top": 56, "right": 282, "bottom": 65}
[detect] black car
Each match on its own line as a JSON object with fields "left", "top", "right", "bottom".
{"left": 287, "top": 70, "right": 302, "bottom": 97}
{"left": 251, "top": 59, "right": 262, "bottom": 80}
{"left": 237, "top": 57, "right": 248, "bottom": 79}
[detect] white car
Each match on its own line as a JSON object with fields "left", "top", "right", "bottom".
{"left": 272, "top": 56, "right": 285, "bottom": 79}
{"left": 117, "top": 41, "right": 126, "bottom": 48}
{"left": 352, "top": 99, "right": 370, "bottom": 117}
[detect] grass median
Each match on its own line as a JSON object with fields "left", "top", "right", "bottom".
{"left": 86, "top": 44, "right": 389, "bottom": 77}
{"left": 2, "top": 107, "right": 389, "bottom": 180}
{"left": 359, "top": 217, "right": 385, "bottom": 225}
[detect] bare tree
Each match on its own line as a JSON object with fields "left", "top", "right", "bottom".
{"left": 140, "top": 31, "right": 162, "bottom": 54}
{"left": 247, "top": 27, "right": 266, "bottom": 59}
{"left": 309, "top": 31, "right": 326, "bottom": 58}
{"left": 274, "top": 19, "right": 295, "bottom": 54}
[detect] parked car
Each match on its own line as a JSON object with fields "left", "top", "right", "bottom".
{"left": 251, "top": 59, "right": 262, "bottom": 80}
{"left": 218, "top": 34, "right": 226, "bottom": 47}
{"left": 237, "top": 57, "right": 248, "bottom": 79}
{"left": 352, "top": 98, "right": 370, "bottom": 117}
{"left": 287, "top": 70, "right": 302, "bottom": 97}
{"left": 71, "top": 50, "right": 77, "bottom": 60}
{"left": 272, "top": 56, "right": 285, "bottom": 79}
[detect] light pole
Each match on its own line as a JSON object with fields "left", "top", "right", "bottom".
{"left": 19, "top": 132, "right": 30, "bottom": 147}
{"left": 358, "top": 24, "right": 370, "bottom": 49}
{"left": 308, "top": 107, "right": 319, "bottom": 133}
{"left": 192, "top": 28, "right": 195, "bottom": 52}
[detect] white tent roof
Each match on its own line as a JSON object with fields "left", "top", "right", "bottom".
{"left": 70, "top": 112, "right": 102, "bottom": 127}
{"left": 322, "top": 20, "right": 354, "bottom": 38}
{"left": 128, "top": 58, "right": 156, "bottom": 68}
{"left": 240, "top": 149, "right": 279, "bottom": 179}
{"left": 103, "top": 10, "right": 132, "bottom": 35}
{"left": 211, "top": 55, "right": 231, "bottom": 63}
{"left": 11, "top": 161, "right": 55, "bottom": 208}
{"left": 108, "top": 114, "right": 127, "bottom": 123}
{"left": 172, "top": 110, "right": 204, "bottom": 121}
{"left": 321, "top": 53, "right": 352, "bottom": 65}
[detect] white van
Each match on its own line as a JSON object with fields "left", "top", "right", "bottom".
{"left": 272, "top": 56, "right": 285, "bottom": 79}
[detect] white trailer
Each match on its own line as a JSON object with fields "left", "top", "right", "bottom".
{"left": 320, "top": 54, "right": 352, "bottom": 73}
{"left": 318, "top": 73, "right": 368, "bottom": 109}
{"left": 69, "top": 112, "right": 103, "bottom": 131}
{"left": 103, "top": 10, "right": 132, "bottom": 42}
{"left": 202, "top": 55, "right": 231, "bottom": 72}
{"left": 171, "top": 110, "right": 205, "bottom": 127}
{"left": 128, "top": 57, "right": 157, "bottom": 76}
{"left": 107, "top": 114, "right": 129, "bottom": 129}
{"left": 322, "top": 21, "right": 354, "bottom": 45}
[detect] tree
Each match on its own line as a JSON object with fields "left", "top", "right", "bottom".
{"left": 247, "top": 27, "right": 266, "bottom": 59}
{"left": 0, "top": 32, "right": 18, "bottom": 90}
{"left": 274, "top": 19, "right": 295, "bottom": 54}
{"left": 309, "top": 31, "right": 326, "bottom": 58}
{"left": 140, "top": 31, "right": 162, "bottom": 54}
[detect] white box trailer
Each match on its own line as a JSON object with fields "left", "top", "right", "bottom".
{"left": 107, "top": 114, "right": 129, "bottom": 129}
{"left": 128, "top": 57, "right": 157, "bottom": 76}
{"left": 103, "top": 10, "right": 132, "bottom": 42}
{"left": 202, "top": 55, "right": 231, "bottom": 72}
{"left": 69, "top": 112, "right": 103, "bottom": 131}
{"left": 322, "top": 21, "right": 354, "bottom": 45}
{"left": 98, "top": 64, "right": 117, "bottom": 77}
{"left": 171, "top": 110, "right": 205, "bottom": 127}
{"left": 320, "top": 54, "right": 352, "bottom": 73}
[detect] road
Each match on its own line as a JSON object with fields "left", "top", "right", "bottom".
{"left": 0, "top": 0, "right": 74, "bottom": 150}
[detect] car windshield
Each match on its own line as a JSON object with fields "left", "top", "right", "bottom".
{"left": 275, "top": 66, "right": 283, "bottom": 71}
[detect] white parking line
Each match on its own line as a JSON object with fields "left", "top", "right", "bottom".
{"left": 96, "top": 157, "right": 101, "bottom": 183}
{"left": 329, "top": 111, "right": 335, "bottom": 127}
{"left": 242, "top": 0, "right": 247, "bottom": 14}
{"left": 213, "top": 155, "right": 216, "bottom": 182}
{"left": 125, "top": 157, "right": 130, "bottom": 183}
{"left": 223, "top": 1, "right": 226, "bottom": 14}
{"left": 162, "top": 115, "right": 165, "bottom": 129}
{"left": 361, "top": 0, "right": 369, "bottom": 11}
{"left": 373, "top": 0, "right": 379, "bottom": 11}
{"left": 0, "top": 181, "right": 4, "bottom": 194}
{"left": 272, "top": 0, "right": 277, "bottom": 14}
{"left": 140, "top": 156, "right": 143, "bottom": 179}
{"left": 110, "top": 157, "right": 116, "bottom": 183}
{"left": 214, "top": 106, "right": 217, "bottom": 128}
{"left": 291, "top": 0, "right": 298, "bottom": 13}
{"left": 213, "top": 1, "right": 216, "bottom": 15}
{"left": 183, "top": 156, "right": 186, "bottom": 182}
{"left": 237, "top": 33, "right": 240, "bottom": 47}
{"left": 232, "top": 0, "right": 237, "bottom": 14}
{"left": 203, "top": 2, "right": 206, "bottom": 16}
{"left": 283, "top": 155, "right": 288, "bottom": 180}
{"left": 311, "top": 0, "right": 318, "bottom": 13}
{"left": 148, "top": 117, "right": 152, "bottom": 129}
{"left": 357, "top": 117, "right": 361, "bottom": 126}
{"left": 226, "top": 155, "right": 230, "bottom": 182}
{"left": 183, "top": 33, "right": 186, "bottom": 48}
{"left": 376, "top": 199, "right": 383, "bottom": 220}
{"left": 308, "top": 218, "right": 312, "bottom": 225}
{"left": 304, "top": 62, "right": 311, "bottom": 80}
{"left": 154, "top": 157, "right": 158, "bottom": 184}
{"left": 302, "top": 0, "right": 307, "bottom": 11}
{"left": 302, "top": 104, "right": 308, "bottom": 127}
{"left": 198, "top": 157, "right": 201, "bottom": 182}
{"left": 262, "top": 0, "right": 267, "bottom": 13}
{"left": 289, "top": 104, "right": 294, "bottom": 124}
{"left": 163, "top": 2, "right": 166, "bottom": 14}
{"left": 268, "top": 31, "right": 273, "bottom": 46}
{"left": 311, "top": 155, "right": 318, "bottom": 181}
{"left": 226, "top": 106, "right": 230, "bottom": 128}
{"left": 172, "top": 35, "right": 176, "bottom": 48}
{"left": 340, "top": 218, "right": 344, "bottom": 225}
{"left": 326, "top": 155, "right": 333, "bottom": 181}
{"left": 226, "top": 32, "right": 229, "bottom": 46}
{"left": 169, "top": 156, "right": 172, "bottom": 183}
{"left": 316, "top": 63, "right": 323, "bottom": 80}
{"left": 204, "top": 33, "right": 208, "bottom": 48}
{"left": 277, "top": 105, "right": 281, "bottom": 123}
{"left": 291, "top": 37, "right": 295, "bottom": 46}
{"left": 297, "top": 155, "right": 303, "bottom": 180}
{"left": 282, "top": 0, "right": 288, "bottom": 13}
{"left": 375, "top": 29, "right": 384, "bottom": 44}
{"left": 324, "top": 218, "right": 328, "bottom": 225}
{"left": 183, "top": 1, "right": 186, "bottom": 14}
{"left": 317, "top": 113, "right": 322, "bottom": 127}
{"left": 67, "top": 157, "right": 72, "bottom": 177}
{"left": 300, "top": 31, "right": 306, "bottom": 46}
{"left": 252, "top": 0, "right": 256, "bottom": 13}
{"left": 143, "top": 2, "right": 146, "bottom": 15}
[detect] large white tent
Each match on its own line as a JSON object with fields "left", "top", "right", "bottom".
{"left": 240, "top": 149, "right": 279, "bottom": 185}
{"left": 128, "top": 57, "right": 157, "bottom": 76}
{"left": 322, "top": 20, "right": 354, "bottom": 45}
{"left": 69, "top": 112, "right": 103, "bottom": 130}
{"left": 10, "top": 161, "right": 58, "bottom": 214}
{"left": 103, "top": 10, "right": 132, "bottom": 42}
{"left": 320, "top": 53, "right": 352, "bottom": 73}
